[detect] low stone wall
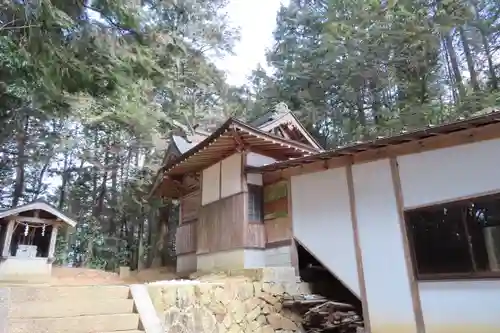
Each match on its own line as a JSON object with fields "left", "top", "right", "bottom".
{"left": 148, "top": 268, "right": 310, "bottom": 333}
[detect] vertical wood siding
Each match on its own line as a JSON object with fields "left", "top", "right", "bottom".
{"left": 176, "top": 222, "right": 197, "bottom": 254}
{"left": 197, "top": 193, "right": 246, "bottom": 253}
{"left": 180, "top": 191, "right": 200, "bottom": 224}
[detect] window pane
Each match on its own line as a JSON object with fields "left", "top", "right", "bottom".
{"left": 467, "top": 197, "right": 500, "bottom": 272}
{"left": 406, "top": 204, "right": 472, "bottom": 275}
{"left": 248, "top": 185, "right": 263, "bottom": 222}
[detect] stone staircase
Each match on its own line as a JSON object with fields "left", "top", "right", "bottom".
{"left": 5, "top": 285, "right": 144, "bottom": 333}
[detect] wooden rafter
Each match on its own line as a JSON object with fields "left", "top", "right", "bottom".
{"left": 230, "top": 129, "right": 246, "bottom": 151}
{"left": 6, "top": 216, "right": 59, "bottom": 224}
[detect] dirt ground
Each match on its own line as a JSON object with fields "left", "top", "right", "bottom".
{"left": 49, "top": 266, "right": 178, "bottom": 285}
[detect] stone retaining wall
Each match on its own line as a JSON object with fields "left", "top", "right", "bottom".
{"left": 148, "top": 268, "right": 310, "bottom": 333}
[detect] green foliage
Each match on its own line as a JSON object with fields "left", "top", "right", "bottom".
{"left": 54, "top": 233, "right": 69, "bottom": 266}
{"left": 264, "top": 181, "right": 288, "bottom": 203}
{"left": 0, "top": 0, "right": 239, "bottom": 269}
{"left": 1, "top": 0, "right": 498, "bottom": 271}
{"left": 247, "top": 0, "right": 500, "bottom": 148}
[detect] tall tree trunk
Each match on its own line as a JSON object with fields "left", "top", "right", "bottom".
{"left": 482, "top": 33, "right": 498, "bottom": 90}
{"left": 12, "top": 115, "right": 29, "bottom": 207}
{"left": 444, "top": 32, "right": 466, "bottom": 101}
{"left": 33, "top": 157, "right": 52, "bottom": 200}
{"left": 109, "top": 150, "right": 119, "bottom": 236}
{"left": 458, "top": 26, "right": 480, "bottom": 92}
{"left": 471, "top": 0, "right": 498, "bottom": 90}
{"left": 58, "top": 151, "right": 73, "bottom": 210}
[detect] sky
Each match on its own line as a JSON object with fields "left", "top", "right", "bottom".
{"left": 87, "top": 0, "right": 288, "bottom": 87}
{"left": 214, "top": 0, "right": 289, "bottom": 87}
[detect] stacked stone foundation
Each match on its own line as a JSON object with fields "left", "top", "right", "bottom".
{"left": 147, "top": 267, "right": 310, "bottom": 333}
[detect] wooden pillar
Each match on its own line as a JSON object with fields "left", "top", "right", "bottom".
{"left": 2, "top": 220, "right": 15, "bottom": 257}
{"left": 286, "top": 178, "right": 300, "bottom": 275}
{"left": 48, "top": 224, "right": 59, "bottom": 259}
{"left": 346, "top": 164, "right": 372, "bottom": 332}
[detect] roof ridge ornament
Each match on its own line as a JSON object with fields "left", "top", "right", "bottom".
{"left": 274, "top": 102, "right": 290, "bottom": 117}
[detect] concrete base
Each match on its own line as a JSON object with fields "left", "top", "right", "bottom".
{"left": 197, "top": 249, "right": 248, "bottom": 271}
{"left": 195, "top": 246, "right": 294, "bottom": 272}
{"left": 176, "top": 253, "right": 197, "bottom": 274}
{"left": 265, "top": 245, "right": 293, "bottom": 267}
{"left": 0, "top": 257, "right": 51, "bottom": 281}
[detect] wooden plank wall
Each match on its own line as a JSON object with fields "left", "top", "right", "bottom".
{"left": 245, "top": 223, "right": 266, "bottom": 248}
{"left": 263, "top": 180, "right": 292, "bottom": 245}
{"left": 176, "top": 190, "right": 200, "bottom": 255}
{"left": 197, "top": 193, "right": 246, "bottom": 253}
{"left": 176, "top": 222, "right": 196, "bottom": 254}
{"left": 180, "top": 191, "right": 201, "bottom": 224}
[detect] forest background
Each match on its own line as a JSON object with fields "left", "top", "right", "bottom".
{"left": 0, "top": 0, "right": 498, "bottom": 270}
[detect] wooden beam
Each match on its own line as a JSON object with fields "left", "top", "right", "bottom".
{"left": 7, "top": 216, "right": 58, "bottom": 224}
{"left": 262, "top": 121, "right": 500, "bottom": 183}
{"left": 2, "top": 220, "right": 15, "bottom": 257}
{"left": 287, "top": 178, "right": 299, "bottom": 276}
{"left": 48, "top": 225, "right": 59, "bottom": 260}
{"left": 230, "top": 129, "right": 246, "bottom": 151}
{"left": 389, "top": 158, "right": 425, "bottom": 333}
{"left": 346, "top": 163, "right": 372, "bottom": 333}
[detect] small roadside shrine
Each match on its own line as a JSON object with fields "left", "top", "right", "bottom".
{"left": 0, "top": 201, "right": 77, "bottom": 280}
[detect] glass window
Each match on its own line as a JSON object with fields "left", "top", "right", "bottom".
{"left": 248, "top": 184, "right": 263, "bottom": 222}
{"left": 405, "top": 194, "right": 500, "bottom": 279}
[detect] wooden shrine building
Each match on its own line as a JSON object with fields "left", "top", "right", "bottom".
{"left": 0, "top": 201, "right": 77, "bottom": 280}
{"left": 151, "top": 106, "right": 322, "bottom": 273}
{"left": 154, "top": 107, "right": 500, "bottom": 333}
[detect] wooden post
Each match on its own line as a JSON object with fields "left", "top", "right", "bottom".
{"left": 286, "top": 177, "right": 300, "bottom": 275}
{"left": 48, "top": 224, "right": 59, "bottom": 260}
{"left": 346, "top": 164, "right": 372, "bottom": 333}
{"left": 389, "top": 158, "right": 425, "bottom": 333}
{"left": 2, "top": 220, "right": 15, "bottom": 257}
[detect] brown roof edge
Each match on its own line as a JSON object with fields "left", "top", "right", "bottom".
{"left": 160, "top": 117, "right": 235, "bottom": 173}
{"left": 234, "top": 119, "right": 323, "bottom": 152}
{"left": 160, "top": 118, "right": 321, "bottom": 174}
{"left": 287, "top": 112, "right": 324, "bottom": 150}
{"left": 248, "top": 109, "right": 500, "bottom": 173}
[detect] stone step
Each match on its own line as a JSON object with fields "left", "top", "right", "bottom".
{"left": 7, "top": 285, "right": 130, "bottom": 302}
{"left": 9, "top": 313, "right": 140, "bottom": 333}
{"left": 9, "top": 298, "right": 135, "bottom": 318}
{"left": 96, "top": 331, "right": 144, "bottom": 333}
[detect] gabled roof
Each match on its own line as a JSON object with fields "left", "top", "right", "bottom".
{"left": 171, "top": 132, "right": 208, "bottom": 154}
{"left": 151, "top": 117, "right": 322, "bottom": 198}
{"left": 0, "top": 201, "right": 78, "bottom": 227}
{"left": 254, "top": 110, "right": 323, "bottom": 150}
{"left": 163, "top": 117, "right": 320, "bottom": 176}
{"left": 248, "top": 109, "right": 500, "bottom": 173}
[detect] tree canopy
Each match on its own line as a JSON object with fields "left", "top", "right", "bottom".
{"left": 0, "top": 0, "right": 498, "bottom": 269}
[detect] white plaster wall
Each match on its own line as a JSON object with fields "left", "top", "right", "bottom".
{"left": 352, "top": 159, "right": 417, "bottom": 333}
{"left": 246, "top": 152, "right": 276, "bottom": 167}
{"left": 247, "top": 173, "right": 263, "bottom": 186}
{"left": 201, "top": 162, "right": 221, "bottom": 205}
{"left": 419, "top": 280, "right": 500, "bottom": 333}
{"left": 220, "top": 153, "right": 242, "bottom": 198}
{"left": 397, "top": 138, "right": 500, "bottom": 333}
{"left": 398, "top": 138, "right": 500, "bottom": 209}
{"left": 291, "top": 168, "right": 360, "bottom": 296}
{"left": 265, "top": 245, "right": 292, "bottom": 267}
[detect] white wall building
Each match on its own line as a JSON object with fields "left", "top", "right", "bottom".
{"left": 256, "top": 111, "right": 500, "bottom": 333}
